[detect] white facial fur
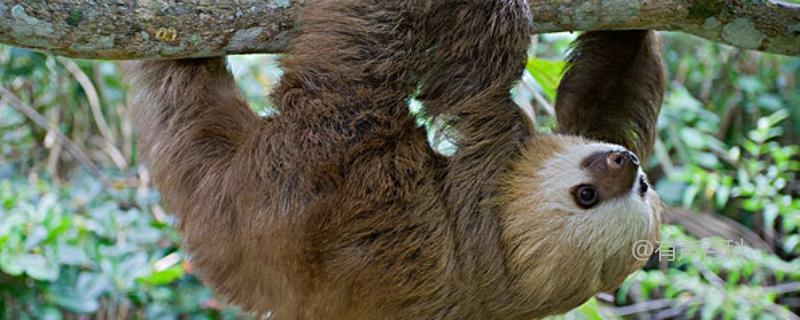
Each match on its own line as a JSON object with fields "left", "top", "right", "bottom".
{"left": 535, "top": 141, "right": 657, "bottom": 257}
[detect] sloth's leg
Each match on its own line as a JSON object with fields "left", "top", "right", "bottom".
{"left": 125, "top": 1, "right": 435, "bottom": 251}
{"left": 266, "top": 1, "right": 432, "bottom": 169}
{"left": 125, "top": 58, "right": 258, "bottom": 215}
{"left": 555, "top": 31, "right": 665, "bottom": 160}
{"left": 125, "top": 58, "right": 280, "bottom": 311}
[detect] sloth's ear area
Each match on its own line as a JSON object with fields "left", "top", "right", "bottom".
{"left": 554, "top": 31, "right": 665, "bottom": 161}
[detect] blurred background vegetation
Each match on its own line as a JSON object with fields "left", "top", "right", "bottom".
{"left": 0, "top": 31, "right": 798, "bottom": 319}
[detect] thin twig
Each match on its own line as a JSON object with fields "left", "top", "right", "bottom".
{"left": 44, "top": 107, "right": 64, "bottom": 182}
{"left": 765, "top": 304, "right": 800, "bottom": 320}
{"left": 521, "top": 71, "right": 556, "bottom": 117}
{"left": 653, "top": 297, "right": 703, "bottom": 320}
{"left": 765, "top": 282, "right": 800, "bottom": 295}
{"left": 0, "top": 85, "right": 105, "bottom": 181}
{"left": 610, "top": 298, "right": 674, "bottom": 316}
{"left": 58, "top": 57, "right": 128, "bottom": 169}
{"left": 692, "top": 260, "right": 726, "bottom": 288}
{"left": 614, "top": 283, "right": 800, "bottom": 319}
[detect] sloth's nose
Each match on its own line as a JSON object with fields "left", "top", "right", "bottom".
{"left": 582, "top": 149, "right": 640, "bottom": 198}
{"left": 605, "top": 150, "right": 639, "bottom": 188}
{"left": 607, "top": 150, "right": 639, "bottom": 171}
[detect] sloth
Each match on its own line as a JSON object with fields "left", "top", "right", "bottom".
{"left": 125, "top": 0, "right": 664, "bottom": 319}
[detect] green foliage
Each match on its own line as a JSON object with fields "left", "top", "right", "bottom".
{"left": 544, "top": 298, "right": 610, "bottom": 320}
{"left": 525, "top": 57, "right": 565, "bottom": 101}
{"left": 0, "top": 177, "right": 238, "bottom": 319}
{"left": 652, "top": 34, "right": 800, "bottom": 254}
{"left": 0, "top": 48, "right": 133, "bottom": 173}
{"left": 622, "top": 226, "right": 800, "bottom": 320}
{"left": 0, "top": 46, "right": 242, "bottom": 319}
{"left": 666, "top": 110, "right": 800, "bottom": 252}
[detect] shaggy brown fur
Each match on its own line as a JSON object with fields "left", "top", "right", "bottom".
{"left": 556, "top": 30, "right": 665, "bottom": 160}
{"left": 124, "top": 0, "right": 664, "bottom": 318}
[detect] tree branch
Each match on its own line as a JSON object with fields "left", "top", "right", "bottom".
{"left": 0, "top": 0, "right": 799, "bottom": 59}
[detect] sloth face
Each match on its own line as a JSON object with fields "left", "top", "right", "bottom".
{"left": 532, "top": 139, "right": 657, "bottom": 221}
{"left": 526, "top": 137, "right": 660, "bottom": 262}
{"left": 501, "top": 134, "right": 661, "bottom": 309}
{"left": 505, "top": 135, "right": 659, "bottom": 222}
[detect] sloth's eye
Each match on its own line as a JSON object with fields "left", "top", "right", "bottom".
{"left": 573, "top": 184, "right": 598, "bottom": 209}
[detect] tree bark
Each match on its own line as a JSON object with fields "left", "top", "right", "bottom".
{"left": 0, "top": 0, "right": 799, "bottom": 59}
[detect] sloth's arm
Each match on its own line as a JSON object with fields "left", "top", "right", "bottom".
{"left": 414, "top": 2, "right": 534, "bottom": 207}
{"left": 555, "top": 31, "right": 665, "bottom": 160}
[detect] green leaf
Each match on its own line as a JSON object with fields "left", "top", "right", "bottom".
{"left": 763, "top": 204, "right": 779, "bottom": 229}
{"left": 525, "top": 57, "right": 566, "bottom": 100}
{"left": 575, "top": 297, "right": 603, "bottom": 320}
{"left": 18, "top": 253, "right": 59, "bottom": 281}
{"left": 136, "top": 265, "right": 184, "bottom": 286}
{"left": 57, "top": 244, "right": 89, "bottom": 266}
{"left": 700, "top": 292, "right": 722, "bottom": 320}
{"left": 23, "top": 225, "right": 48, "bottom": 250}
{"left": 45, "top": 217, "right": 71, "bottom": 243}
{"left": 50, "top": 293, "right": 99, "bottom": 314}
{"left": 737, "top": 76, "right": 763, "bottom": 93}
{"left": 655, "top": 180, "right": 686, "bottom": 205}
{"left": 40, "top": 307, "right": 63, "bottom": 320}
{"left": 0, "top": 251, "right": 24, "bottom": 275}
{"left": 783, "top": 234, "right": 800, "bottom": 253}
{"left": 683, "top": 184, "right": 700, "bottom": 208}
{"left": 715, "top": 184, "right": 731, "bottom": 209}
{"left": 763, "top": 109, "right": 790, "bottom": 128}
